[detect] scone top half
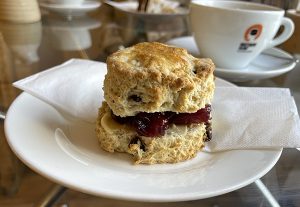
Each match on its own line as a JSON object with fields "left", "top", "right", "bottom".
{"left": 104, "top": 42, "right": 215, "bottom": 117}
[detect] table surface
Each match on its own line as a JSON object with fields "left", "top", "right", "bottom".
{"left": 1, "top": 2, "right": 300, "bottom": 207}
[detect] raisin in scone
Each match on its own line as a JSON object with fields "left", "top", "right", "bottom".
{"left": 96, "top": 42, "right": 215, "bottom": 164}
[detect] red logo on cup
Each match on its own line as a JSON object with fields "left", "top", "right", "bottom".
{"left": 244, "top": 24, "right": 263, "bottom": 42}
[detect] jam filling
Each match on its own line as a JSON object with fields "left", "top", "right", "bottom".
{"left": 111, "top": 104, "right": 212, "bottom": 140}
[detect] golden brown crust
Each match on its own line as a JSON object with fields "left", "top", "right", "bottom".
{"left": 104, "top": 42, "right": 215, "bottom": 117}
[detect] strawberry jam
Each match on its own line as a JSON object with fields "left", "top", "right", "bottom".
{"left": 111, "top": 105, "right": 211, "bottom": 138}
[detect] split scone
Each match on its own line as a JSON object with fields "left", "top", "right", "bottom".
{"left": 96, "top": 42, "right": 215, "bottom": 164}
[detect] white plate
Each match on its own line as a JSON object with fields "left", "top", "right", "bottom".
{"left": 40, "top": 1, "right": 101, "bottom": 16}
{"left": 166, "top": 36, "right": 298, "bottom": 82}
{"left": 4, "top": 74, "right": 282, "bottom": 202}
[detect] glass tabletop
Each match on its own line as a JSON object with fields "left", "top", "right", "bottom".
{"left": 0, "top": 2, "right": 300, "bottom": 206}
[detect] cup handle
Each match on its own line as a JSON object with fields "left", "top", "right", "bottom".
{"left": 266, "top": 17, "right": 295, "bottom": 49}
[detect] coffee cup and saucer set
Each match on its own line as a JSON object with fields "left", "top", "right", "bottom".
{"left": 40, "top": 0, "right": 101, "bottom": 16}
{"left": 167, "top": 0, "right": 298, "bottom": 82}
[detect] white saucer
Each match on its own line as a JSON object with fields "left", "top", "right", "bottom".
{"left": 166, "top": 36, "right": 298, "bottom": 82}
{"left": 40, "top": 1, "right": 101, "bottom": 16}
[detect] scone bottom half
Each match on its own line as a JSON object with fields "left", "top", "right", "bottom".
{"left": 97, "top": 42, "right": 215, "bottom": 165}
{"left": 96, "top": 102, "right": 212, "bottom": 164}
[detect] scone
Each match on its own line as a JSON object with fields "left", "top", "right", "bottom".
{"left": 96, "top": 42, "right": 215, "bottom": 164}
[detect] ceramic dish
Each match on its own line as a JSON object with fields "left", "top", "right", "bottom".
{"left": 105, "top": 0, "right": 188, "bottom": 17}
{"left": 105, "top": 0, "right": 189, "bottom": 33}
{"left": 5, "top": 75, "right": 282, "bottom": 202}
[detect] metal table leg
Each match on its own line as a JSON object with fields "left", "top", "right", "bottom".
{"left": 0, "top": 111, "right": 6, "bottom": 120}
{"left": 255, "top": 179, "right": 280, "bottom": 207}
{"left": 35, "top": 185, "right": 67, "bottom": 207}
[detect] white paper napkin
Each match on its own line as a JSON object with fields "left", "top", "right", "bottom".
{"left": 13, "top": 59, "right": 300, "bottom": 151}
{"left": 13, "top": 59, "right": 106, "bottom": 123}
{"left": 206, "top": 87, "right": 300, "bottom": 151}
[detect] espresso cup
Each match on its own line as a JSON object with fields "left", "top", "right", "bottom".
{"left": 190, "top": 0, "right": 295, "bottom": 69}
